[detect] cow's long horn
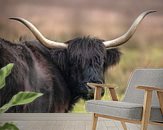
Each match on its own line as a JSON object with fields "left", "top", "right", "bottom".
{"left": 103, "top": 10, "right": 156, "bottom": 48}
{"left": 9, "top": 17, "right": 68, "bottom": 48}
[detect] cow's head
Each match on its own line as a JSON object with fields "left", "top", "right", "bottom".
{"left": 9, "top": 10, "right": 155, "bottom": 100}
{"left": 65, "top": 37, "right": 121, "bottom": 100}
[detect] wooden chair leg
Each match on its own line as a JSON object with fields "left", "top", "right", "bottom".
{"left": 141, "top": 90, "right": 152, "bottom": 130}
{"left": 157, "top": 91, "right": 163, "bottom": 114}
{"left": 92, "top": 113, "right": 98, "bottom": 130}
{"left": 121, "top": 121, "right": 127, "bottom": 130}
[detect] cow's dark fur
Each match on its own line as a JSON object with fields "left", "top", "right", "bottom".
{"left": 0, "top": 36, "right": 121, "bottom": 112}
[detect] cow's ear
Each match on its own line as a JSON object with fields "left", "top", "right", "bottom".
{"left": 104, "top": 48, "right": 121, "bottom": 68}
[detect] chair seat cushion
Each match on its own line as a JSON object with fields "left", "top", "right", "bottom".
{"left": 86, "top": 100, "right": 163, "bottom": 122}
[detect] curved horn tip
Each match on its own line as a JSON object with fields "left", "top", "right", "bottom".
{"left": 143, "top": 10, "right": 157, "bottom": 15}
{"left": 9, "top": 17, "right": 16, "bottom": 20}
{"left": 9, "top": 17, "right": 25, "bottom": 22}
{"left": 9, "top": 17, "right": 20, "bottom": 20}
{"left": 9, "top": 17, "right": 27, "bottom": 24}
{"left": 146, "top": 10, "right": 157, "bottom": 13}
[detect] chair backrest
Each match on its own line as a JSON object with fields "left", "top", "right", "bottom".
{"left": 123, "top": 69, "right": 163, "bottom": 107}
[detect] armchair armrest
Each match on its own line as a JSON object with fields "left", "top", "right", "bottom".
{"left": 137, "top": 85, "right": 163, "bottom": 121}
{"left": 137, "top": 86, "right": 163, "bottom": 92}
{"left": 87, "top": 83, "right": 118, "bottom": 101}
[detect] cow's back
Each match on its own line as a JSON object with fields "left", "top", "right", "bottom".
{"left": 0, "top": 39, "right": 71, "bottom": 112}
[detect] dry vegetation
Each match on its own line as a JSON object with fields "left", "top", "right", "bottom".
{"left": 0, "top": 0, "right": 163, "bottom": 112}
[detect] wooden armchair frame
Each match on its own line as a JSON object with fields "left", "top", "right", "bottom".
{"left": 87, "top": 83, "right": 163, "bottom": 130}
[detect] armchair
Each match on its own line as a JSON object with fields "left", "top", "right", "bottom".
{"left": 86, "top": 69, "right": 163, "bottom": 130}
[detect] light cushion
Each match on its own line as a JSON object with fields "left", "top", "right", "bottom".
{"left": 86, "top": 100, "right": 163, "bottom": 123}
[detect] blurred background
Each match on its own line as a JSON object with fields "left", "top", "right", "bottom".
{"left": 0, "top": 0, "right": 163, "bottom": 112}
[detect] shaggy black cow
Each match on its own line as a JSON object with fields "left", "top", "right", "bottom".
{"left": 0, "top": 11, "right": 155, "bottom": 112}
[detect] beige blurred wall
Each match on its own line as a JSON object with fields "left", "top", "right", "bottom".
{"left": 0, "top": 0, "right": 163, "bottom": 45}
